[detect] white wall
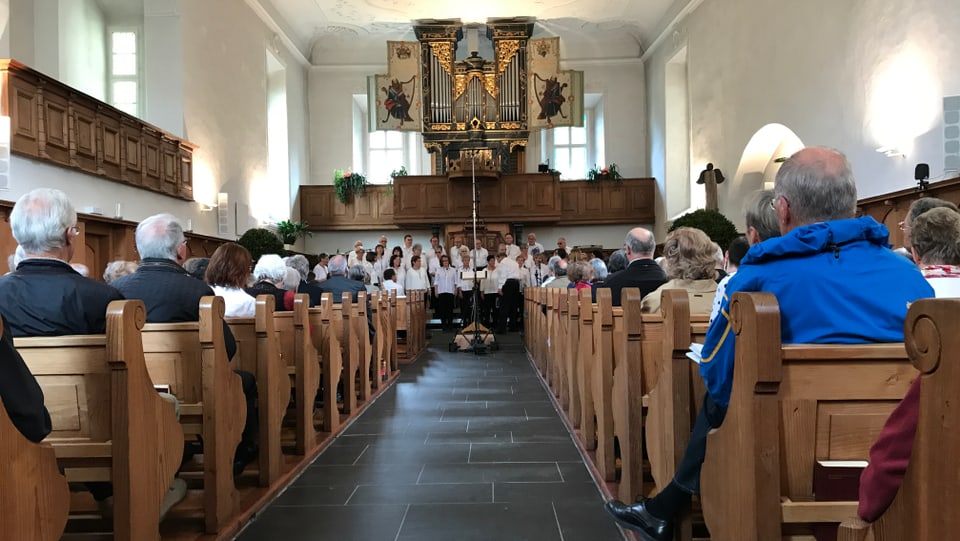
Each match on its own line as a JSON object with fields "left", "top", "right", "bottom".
{"left": 58, "top": 0, "right": 106, "bottom": 100}
{"left": 646, "top": 0, "right": 960, "bottom": 235}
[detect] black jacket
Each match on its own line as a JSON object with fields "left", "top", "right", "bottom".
{"left": 245, "top": 281, "right": 287, "bottom": 312}
{"left": 112, "top": 258, "right": 236, "bottom": 358}
{"left": 297, "top": 280, "right": 324, "bottom": 307}
{"left": 0, "top": 258, "right": 124, "bottom": 337}
{"left": 596, "top": 258, "right": 668, "bottom": 306}
{"left": 0, "top": 322, "right": 51, "bottom": 443}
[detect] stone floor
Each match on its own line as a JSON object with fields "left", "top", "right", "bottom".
{"left": 235, "top": 330, "right": 626, "bottom": 541}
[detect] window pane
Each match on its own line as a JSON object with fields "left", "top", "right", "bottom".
{"left": 554, "top": 127, "right": 569, "bottom": 145}
{"left": 570, "top": 148, "right": 587, "bottom": 180}
{"left": 571, "top": 126, "right": 586, "bottom": 145}
{"left": 112, "top": 81, "right": 137, "bottom": 105}
{"left": 368, "top": 150, "right": 390, "bottom": 184}
{"left": 385, "top": 130, "right": 403, "bottom": 148}
{"left": 112, "top": 53, "right": 136, "bottom": 76}
{"left": 112, "top": 32, "right": 136, "bottom": 54}
{"left": 115, "top": 102, "right": 137, "bottom": 116}
{"left": 385, "top": 149, "right": 404, "bottom": 168}
{"left": 369, "top": 130, "right": 386, "bottom": 149}
{"left": 554, "top": 148, "right": 570, "bottom": 174}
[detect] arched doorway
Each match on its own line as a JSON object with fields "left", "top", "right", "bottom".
{"left": 733, "top": 124, "right": 805, "bottom": 192}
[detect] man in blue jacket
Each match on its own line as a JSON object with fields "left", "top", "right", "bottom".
{"left": 605, "top": 147, "right": 934, "bottom": 541}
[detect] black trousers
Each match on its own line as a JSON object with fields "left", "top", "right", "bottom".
{"left": 459, "top": 290, "right": 475, "bottom": 325}
{"left": 497, "top": 279, "right": 521, "bottom": 332}
{"left": 672, "top": 392, "right": 727, "bottom": 494}
{"left": 436, "top": 292, "right": 455, "bottom": 329}
{"left": 481, "top": 292, "right": 499, "bottom": 327}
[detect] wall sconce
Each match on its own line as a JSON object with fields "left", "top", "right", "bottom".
{"left": 876, "top": 146, "right": 905, "bottom": 158}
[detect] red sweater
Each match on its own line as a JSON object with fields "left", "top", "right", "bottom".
{"left": 857, "top": 377, "right": 919, "bottom": 522}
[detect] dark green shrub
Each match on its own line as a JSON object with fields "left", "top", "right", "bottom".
{"left": 668, "top": 209, "right": 740, "bottom": 251}
{"left": 237, "top": 228, "right": 284, "bottom": 263}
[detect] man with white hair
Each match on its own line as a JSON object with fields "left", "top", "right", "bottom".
{"left": 246, "top": 254, "right": 291, "bottom": 311}
{"left": 0, "top": 188, "right": 123, "bottom": 337}
{"left": 320, "top": 254, "right": 373, "bottom": 340}
{"left": 287, "top": 254, "right": 323, "bottom": 306}
{"left": 114, "top": 213, "right": 260, "bottom": 476}
{"left": 596, "top": 227, "right": 666, "bottom": 306}
{"left": 526, "top": 233, "right": 544, "bottom": 256}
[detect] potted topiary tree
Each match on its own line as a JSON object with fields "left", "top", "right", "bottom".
{"left": 275, "top": 220, "right": 311, "bottom": 249}
{"left": 237, "top": 228, "right": 284, "bottom": 263}
{"left": 668, "top": 209, "right": 740, "bottom": 252}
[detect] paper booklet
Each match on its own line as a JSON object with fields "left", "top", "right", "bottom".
{"left": 686, "top": 343, "right": 704, "bottom": 364}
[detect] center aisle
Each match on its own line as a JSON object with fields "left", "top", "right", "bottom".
{"left": 236, "top": 330, "right": 626, "bottom": 541}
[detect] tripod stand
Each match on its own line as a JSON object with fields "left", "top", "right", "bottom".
{"left": 449, "top": 151, "right": 498, "bottom": 354}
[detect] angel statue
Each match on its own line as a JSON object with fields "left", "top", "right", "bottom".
{"left": 697, "top": 163, "right": 726, "bottom": 210}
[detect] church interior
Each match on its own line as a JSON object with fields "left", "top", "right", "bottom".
{"left": 1, "top": 0, "right": 959, "bottom": 539}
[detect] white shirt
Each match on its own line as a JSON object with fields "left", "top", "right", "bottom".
{"left": 390, "top": 266, "right": 406, "bottom": 288}
{"left": 449, "top": 244, "right": 465, "bottom": 267}
{"left": 362, "top": 260, "right": 376, "bottom": 285}
{"left": 481, "top": 267, "right": 500, "bottom": 294}
{"left": 504, "top": 243, "right": 521, "bottom": 260}
{"left": 471, "top": 247, "right": 489, "bottom": 268}
{"left": 402, "top": 244, "right": 414, "bottom": 267}
{"left": 457, "top": 264, "right": 477, "bottom": 292}
{"left": 526, "top": 242, "right": 544, "bottom": 255}
{"left": 428, "top": 256, "right": 441, "bottom": 278}
{"left": 383, "top": 279, "right": 405, "bottom": 296}
{"left": 434, "top": 266, "right": 458, "bottom": 295}
{"left": 213, "top": 285, "right": 256, "bottom": 318}
{"left": 710, "top": 271, "right": 736, "bottom": 324}
{"left": 529, "top": 263, "right": 549, "bottom": 286}
{"left": 372, "top": 258, "right": 386, "bottom": 284}
{"left": 405, "top": 266, "right": 430, "bottom": 290}
{"left": 347, "top": 251, "right": 365, "bottom": 268}
{"left": 495, "top": 256, "right": 521, "bottom": 289}
{"left": 312, "top": 264, "right": 328, "bottom": 281}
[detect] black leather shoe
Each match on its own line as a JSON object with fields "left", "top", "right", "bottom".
{"left": 604, "top": 499, "right": 672, "bottom": 541}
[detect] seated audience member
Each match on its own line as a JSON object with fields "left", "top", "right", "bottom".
{"left": 312, "top": 252, "right": 329, "bottom": 282}
{"left": 598, "top": 227, "right": 666, "bottom": 306}
{"left": 5, "top": 245, "right": 25, "bottom": 274}
{"left": 589, "top": 258, "right": 608, "bottom": 285}
{"left": 286, "top": 254, "right": 323, "bottom": 306}
{"left": 857, "top": 205, "right": 960, "bottom": 522}
{"left": 246, "top": 254, "right": 289, "bottom": 311}
{"left": 103, "top": 260, "right": 139, "bottom": 285}
{"left": 382, "top": 268, "right": 405, "bottom": 296}
{"left": 900, "top": 197, "right": 959, "bottom": 251}
{"left": 0, "top": 322, "right": 51, "bottom": 443}
{"left": 205, "top": 243, "right": 256, "bottom": 318}
{"left": 607, "top": 249, "right": 628, "bottom": 274}
{"left": 555, "top": 247, "right": 568, "bottom": 261}
{"left": 112, "top": 213, "right": 259, "bottom": 475}
{"left": 71, "top": 263, "right": 90, "bottom": 277}
{"left": 567, "top": 260, "right": 593, "bottom": 292}
{"left": 641, "top": 228, "right": 718, "bottom": 314}
{"left": 711, "top": 244, "right": 727, "bottom": 283}
{"left": 0, "top": 188, "right": 152, "bottom": 510}
{"left": 542, "top": 255, "right": 569, "bottom": 288}
{"left": 319, "top": 255, "right": 366, "bottom": 303}
{"left": 709, "top": 236, "right": 750, "bottom": 323}
{"left": 183, "top": 257, "right": 210, "bottom": 282}
{"left": 605, "top": 147, "right": 933, "bottom": 540}
{"left": 404, "top": 255, "right": 430, "bottom": 291}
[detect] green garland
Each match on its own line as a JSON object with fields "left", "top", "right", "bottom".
{"left": 587, "top": 163, "right": 623, "bottom": 184}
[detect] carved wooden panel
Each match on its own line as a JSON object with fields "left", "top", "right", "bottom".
{"left": 0, "top": 60, "right": 195, "bottom": 201}
{"left": 99, "top": 110, "right": 123, "bottom": 178}
{"left": 71, "top": 99, "right": 98, "bottom": 174}
{"left": 41, "top": 87, "right": 71, "bottom": 163}
{"left": 6, "top": 75, "right": 40, "bottom": 156}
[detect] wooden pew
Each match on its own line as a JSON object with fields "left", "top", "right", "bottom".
{"left": 610, "top": 288, "right": 646, "bottom": 504}
{"left": 564, "top": 288, "right": 582, "bottom": 428}
{"left": 354, "top": 291, "right": 373, "bottom": 402}
{"left": 590, "top": 288, "right": 616, "bottom": 481}
{"left": 273, "top": 294, "right": 320, "bottom": 455}
{"left": 140, "top": 296, "right": 246, "bottom": 534}
{"left": 0, "top": 317, "right": 70, "bottom": 541}
{"left": 838, "top": 298, "right": 960, "bottom": 541}
{"left": 370, "top": 291, "right": 385, "bottom": 391}
{"left": 386, "top": 290, "right": 399, "bottom": 375}
{"left": 577, "top": 288, "right": 596, "bottom": 450}
{"left": 396, "top": 294, "right": 412, "bottom": 363}
{"left": 16, "top": 300, "right": 183, "bottom": 540}
{"left": 225, "top": 295, "right": 290, "bottom": 486}
{"left": 336, "top": 292, "right": 360, "bottom": 414}
{"left": 308, "top": 295, "right": 343, "bottom": 435}
{"left": 700, "top": 292, "right": 914, "bottom": 541}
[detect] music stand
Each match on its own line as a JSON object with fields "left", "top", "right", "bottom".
{"left": 449, "top": 152, "right": 498, "bottom": 354}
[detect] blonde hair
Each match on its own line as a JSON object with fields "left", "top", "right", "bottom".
{"left": 662, "top": 227, "right": 717, "bottom": 280}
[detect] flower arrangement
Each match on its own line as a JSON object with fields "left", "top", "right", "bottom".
{"left": 390, "top": 165, "right": 408, "bottom": 177}
{"left": 275, "top": 220, "right": 311, "bottom": 245}
{"left": 587, "top": 163, "right": 623, "bottom": 184}
{"left": 334, "top": 169, "right": 367, "bottom": 204}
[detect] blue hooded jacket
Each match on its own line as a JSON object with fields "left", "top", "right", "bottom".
{"left": 699, "top": 216, "right": 933, "bottom": 407}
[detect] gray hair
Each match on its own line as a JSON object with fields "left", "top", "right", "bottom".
{"left": 905, "top": 197, "right": 960, "bottom": 247}
{"left": 548, "top": 255, "right": 567, "bottom": 276}
{"left": 183, "top": 257, "right": 209, "bottom": 281}
{"left": 567, "top": 261, "right": 592, "bottom": 283}
{"left": 774, "top": 147, "right": 857, "bottom": 225}
{"left": 328, "top": 254, "right": 348, "bottom": 276}
{"left": 745, "top": 190, "right": 780, "bottom": 242}
{"left": 910, "top": 207, "right": 960, "bottom": 265}
{"left": 625, "top": 228, "right": 656, "bottom": 256}
{"left": 589, "top": 258, "right": 608, "bottom": 281}
{"left": 103, "top": 260, "right": 138, "bottom": 284}
{"left": 10, "top": 188, "right": 77, "bottom": 254}
{"left": 254, "top": 254, "right": 287, "bottom": 282}
{"left": 348, "top": 264, "right": 368, "bottom": 283}
{"left": 607, "top": 249, "right": 627, "bottom": 273}
{"left": 7, "top": 245, "right": 25, "bottom": 271}
{"left": 285, "top": 254, "right": 310, "bottom": 278}
{"left": 136, "top": 213, "right": 184, "bottom": 260}
{"left": 282, "top": 267, "right": 301, "bottom": 290}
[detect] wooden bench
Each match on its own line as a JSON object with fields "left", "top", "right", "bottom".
{"left": 273, "top": 293, "right": 320, "bottom": 455}
{"left": 15, "top": 300, "right": 183, "bottom": 540}
{"left": 306, "top": 294, "right": 344, "bottom": 436}
{"left": 0, "top": 317, "right": 70, "bottom": 541}
{"left": 838, "top": 298, "right": 960, "bottom": 541}
{"left": 700, "top": 292, "right": 914, "bottom": 540}
{"left": 140, "top": 296, "right": 246, "bottom": 534}
{"left": 225, "top": 295, "right": 291, "bottom": 486}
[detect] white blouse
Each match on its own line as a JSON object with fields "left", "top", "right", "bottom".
{"left": 213, "top": 285, "right": 256, "bottom": 318}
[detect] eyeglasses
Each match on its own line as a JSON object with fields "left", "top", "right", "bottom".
{"left": 898, "top": 221, "right": 907, "bottom": 231}
{"left": 68, "top": 226, "right": 80, "bottom": 236}
{"left": 770, "top": 195, "right": 788, "bottom": 211}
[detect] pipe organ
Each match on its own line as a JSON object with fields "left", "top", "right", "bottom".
{"left": 369, "top": 17, "right": 582, "bottom": 179}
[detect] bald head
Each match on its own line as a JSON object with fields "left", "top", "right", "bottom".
{"left": 625, "top": 227, "right": 656, "bottom": 261}
{"left": 773, "top": 147, "right": 857, "bottom": 230}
